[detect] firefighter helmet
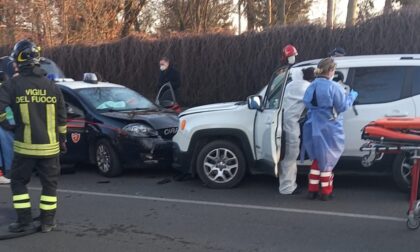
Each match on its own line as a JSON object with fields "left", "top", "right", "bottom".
{"left": 11, "top": 39, "right": 41, "bottom": 67}
{"left": 282, "top": 44, "right": 298, "bottom": 58}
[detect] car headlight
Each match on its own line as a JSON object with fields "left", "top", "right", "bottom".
{"left": 122, "top": 124, "right": 158, "bottom": 137}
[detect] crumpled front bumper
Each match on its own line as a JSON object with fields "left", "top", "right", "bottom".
{"left": 171, "top": 142, "right": 191, "bottom": 174}
{"left": 117, "top": 136, "right": 174, "bottom": 168}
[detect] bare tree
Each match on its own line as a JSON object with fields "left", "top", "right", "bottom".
{"left": 326, "top": 0, "right": 335, "bottom": 28}
{"left": 275, "top": 0, "right": 285, "bottom": 25}
{"left": 120, "top": 0, "right": 147, "bottom": 38}
{"left": 384, "top": 0, "right": 393, "bottom": 14}
{"left": 241, "top": 0, "right": 257, "bottom": 30}
{"left": 160, "top": 0, "right": 233, "bottom": 33}
{"left": 346, "top": 0, "right": 357, "bottom": 27}
{"left": 267, "top": 0, "right": 273, "bottom": 26}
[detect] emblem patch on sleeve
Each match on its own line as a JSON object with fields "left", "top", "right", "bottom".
{"left": 71, "top": 133, "right": 81, "bottom": 143}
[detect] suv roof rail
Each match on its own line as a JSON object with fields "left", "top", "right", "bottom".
{"left": 400, "top": 56, "right": 420, "bottom": 60}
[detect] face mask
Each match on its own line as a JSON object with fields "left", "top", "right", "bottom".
{"left": 160, "top": 65, "right": 168, "bottom": 71}
{"left": 288, "top": 56, "right": 296, "bottom": 64}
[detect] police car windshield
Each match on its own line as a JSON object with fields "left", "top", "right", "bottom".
{"left": 77, "top": 87, "right": 157, "bottom": 112}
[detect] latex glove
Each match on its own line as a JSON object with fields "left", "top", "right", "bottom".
{"left": 349, "top": 89, "right": 358, "bottom": 101}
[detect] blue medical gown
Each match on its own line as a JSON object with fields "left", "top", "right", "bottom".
{"left": 0, "top": 107, "right": 14, "bottom": 171}
{"left": 302, "top": 78, "right": 356, "bottom": 171}
{"left": 0, "top": 127, "right": 13, "bottom": 171}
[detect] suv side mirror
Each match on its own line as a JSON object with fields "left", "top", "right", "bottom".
{"left": 247, "top": 95, "right": 262, "bottom": 110}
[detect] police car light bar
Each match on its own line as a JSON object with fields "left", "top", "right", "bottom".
{"left": 83, "top": 73, "right": 98, "bottom": 84}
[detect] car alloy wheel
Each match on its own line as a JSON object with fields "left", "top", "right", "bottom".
{"left": 393, "top": 153, "right": 413, "bottom": 191}
{"left": 400, "top": 157, "right": 412, "bottom": 186}
{"left": 96, "top": 144, "right": 111, "bottom": 174}
{"left": 203, "top": 148, "right": 239, "bottom": 184}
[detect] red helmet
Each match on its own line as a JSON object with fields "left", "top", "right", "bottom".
{"left": 282, "top": 44, "right": 298, "bottom": 58}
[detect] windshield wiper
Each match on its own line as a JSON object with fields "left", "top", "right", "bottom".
{"left": 97, "top": 108, "right": 119, "bottom": 112}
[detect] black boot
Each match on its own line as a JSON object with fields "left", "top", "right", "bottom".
{"left": 40, "top": 210, "right": 56, "bottom": 233}
{"left": 8, "top": 209, "right": 37, "bottom": 233}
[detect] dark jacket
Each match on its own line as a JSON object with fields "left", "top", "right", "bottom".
{"left": 0, "top": 66, "right": 67, "bottom": 158}
{"left": 159, "top": 66, "right": 181, "bottom": 91}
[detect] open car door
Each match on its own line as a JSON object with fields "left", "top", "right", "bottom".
{"left": 155, "top": 82, "right": 181, "bottom": 113}
{"left": 251, "top": 66, "right": 289, "bottom": 177}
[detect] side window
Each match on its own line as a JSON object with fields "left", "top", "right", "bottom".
{"left": 265, "top": 68, "right": 288, "bottom": 109}
{"left": 350, "top": 66, "right": 405, "bottom": 105}
{"left": 410, "top": 67, "right": 420, "bottom": 96}
{"left": 62, "top": 91, "right": 85, "bottom": 119}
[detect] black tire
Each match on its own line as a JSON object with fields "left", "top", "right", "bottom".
{"left": 392, "top": 153, "right": 411, "bottom": 192}
{"left": 95, "top": 139, "right": 122, "bottom": 177}
{"left": 196, "top": 140, "right": 246, "bottom": 189}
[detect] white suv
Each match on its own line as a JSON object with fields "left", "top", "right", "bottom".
{"left": 173, "top": 55, "right": 420, "bottom": 190}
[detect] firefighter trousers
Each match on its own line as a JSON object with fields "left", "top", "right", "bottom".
{"left": 10, "top": 155, "right": 60, "bottom": 225}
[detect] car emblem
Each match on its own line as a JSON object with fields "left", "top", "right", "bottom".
{"left": 71, "top": 133, "right": 81, "bottom": 143}
{"left": 163, "top": 127, "right": 178, "bottom": 135}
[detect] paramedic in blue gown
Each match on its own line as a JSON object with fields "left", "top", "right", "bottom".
{"left": 302, "top": 57, "right": 358, "bottom": 201}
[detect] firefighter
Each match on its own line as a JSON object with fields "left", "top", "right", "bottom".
{"left": 0, "top": 39, "right": 67, "bottom": 233}
{"left": 281, "top": 44, "right": 298, "bottom": 67}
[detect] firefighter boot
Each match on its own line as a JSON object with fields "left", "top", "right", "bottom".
{"left": 320, "top": 172, "right": 334, "bottom": 201}
{"left": 307, "top": 160, "right": 320, "bottom": 200}
{"left": 8, "top": 209, "right": 37, "bottom": 233}
{"left": 39, "top": 210, "right": 56, "bottom": 233}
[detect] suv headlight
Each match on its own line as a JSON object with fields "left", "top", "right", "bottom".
{"left": 122, "top": 123, "right": 158, "bottom": 137}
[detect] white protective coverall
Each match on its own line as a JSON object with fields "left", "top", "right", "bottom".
{"left": 279, "top": 69, "right": 311, "bottom": 194}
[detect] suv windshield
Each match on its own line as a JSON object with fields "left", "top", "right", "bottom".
{"left": 77, "top": 87, "right": 157, "bottom": 112}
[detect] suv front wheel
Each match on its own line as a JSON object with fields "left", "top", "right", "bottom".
{"left": 196, "top": 140, "right": 246, "bottom": 189}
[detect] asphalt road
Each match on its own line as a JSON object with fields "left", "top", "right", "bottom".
{"left": 0, "top": 166, "right": 419, "bottom": 252}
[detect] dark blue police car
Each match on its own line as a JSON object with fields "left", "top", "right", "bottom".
{"left": 57, "top": 74, "right": 179, "bottom": 177}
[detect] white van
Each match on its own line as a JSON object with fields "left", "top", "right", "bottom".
{"left": 173, "top": 55, "right": 420, "bottom": 190}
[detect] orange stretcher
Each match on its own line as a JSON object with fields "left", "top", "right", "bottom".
{"left": 360, "top": 117, "right": 420, "bottom": 230}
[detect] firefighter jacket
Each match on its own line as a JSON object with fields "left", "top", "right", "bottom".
{"left": 0, "top": 66, "right": 67, "bottom": 158}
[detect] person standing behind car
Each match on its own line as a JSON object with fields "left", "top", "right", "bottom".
{"left": 0, "top": 39, "right": 67, "bottom": 233}
{"left": 0, "top": 60, "right": 18, "bottom": 184}
{"left": 302, "top": 57, "right": 358, "bottom": 201}
{"left": 328, "top": 47, "right": 346, "bottom": 57}
{"left": 159, "top": 57, "right": 181, "bottom": 101}
{"left": 0, "top": 71, "right": 11, "bottom": 184}
{"left": 279, "top": 67, "right": 315, "bottom": 195}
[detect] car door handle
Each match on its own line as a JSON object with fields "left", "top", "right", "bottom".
{"left": 385, "top": 112, "right": 408, "bottom": 117}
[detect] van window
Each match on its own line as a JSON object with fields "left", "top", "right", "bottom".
{"left": 351, "top": 67, "right": 405, "bottom": 104}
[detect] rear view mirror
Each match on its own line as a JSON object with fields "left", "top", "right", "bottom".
{"left": 247, "top": 95, "right": 262, "bottom": 110}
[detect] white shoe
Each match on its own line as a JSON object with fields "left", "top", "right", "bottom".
{"left": 0, "top": 176, "right": 10, "bottom": 184}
